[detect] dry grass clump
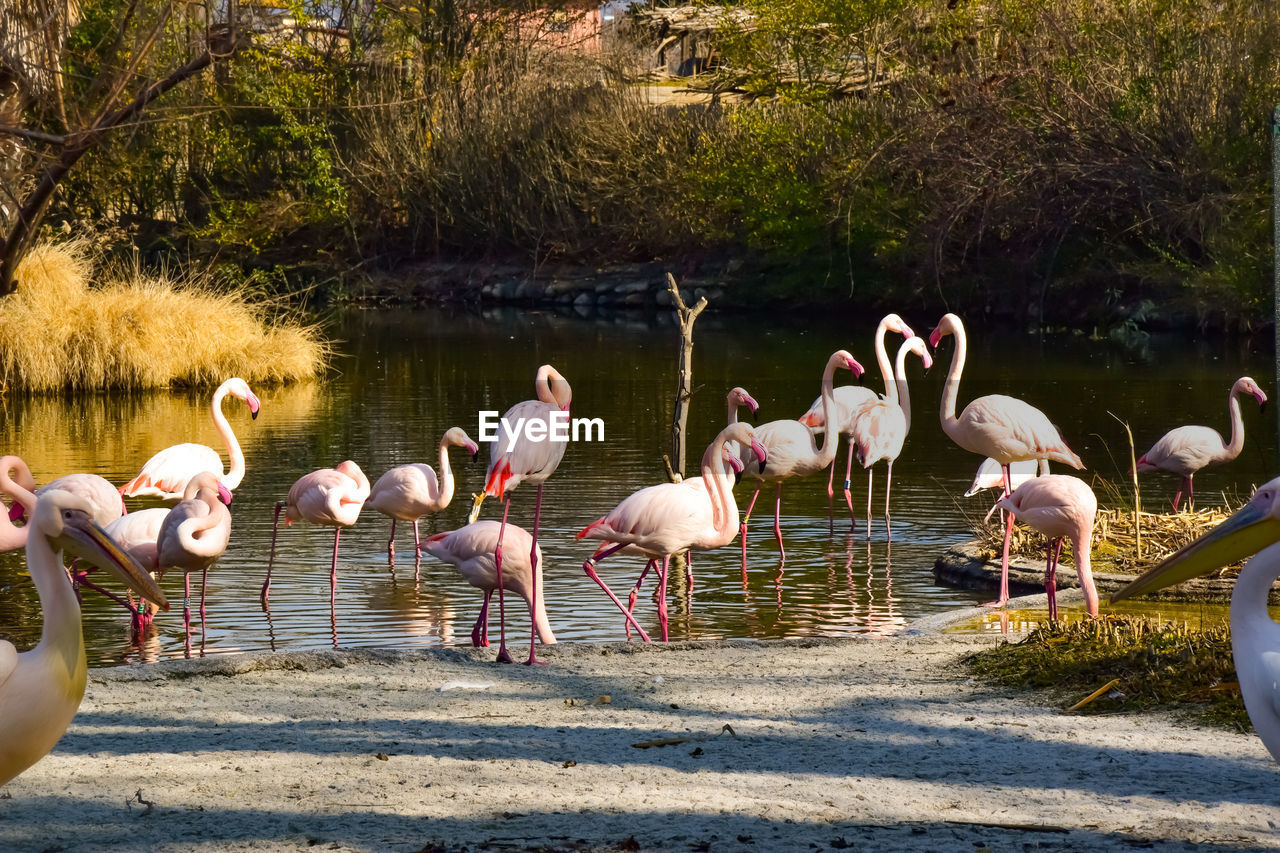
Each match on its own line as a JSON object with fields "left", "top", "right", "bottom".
{"left": 0, "top": 241, "right": 328, "bottom": 391}
{"left": 975, "top": 504, "right": 1244, "bottom": 577}
{"left": 966, "top": 616, "right": 1247, "bottom": 730}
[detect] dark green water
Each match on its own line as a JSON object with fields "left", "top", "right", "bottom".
{"left": 0, "top": 306, "right": 1271, "bottom": 665}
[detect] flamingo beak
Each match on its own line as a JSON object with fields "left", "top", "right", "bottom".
{"left": 61, "top": 511, "right": 168, "bottom": 611}
{"left": 921, "top": 350, "right": 934, "bottom": 371}
{"left": 1255, "top": 389, "right": 1268, "bottom": 411}
{"left": 845, "top": 357, "right": 864, "bottom": 377}
{"left": 750, "top": 439, "right": 768, "bottom": 473}
{"left": 248, "top": 393, "right": 261, "bottom": 420}
{"left": 8, "top": 501, "right": 25, "bottom": 523}
{"left": 217, "top": 483, "right": 233, "bottom": 505}
{"left": 1112, "top": 497, "right": 1280, "bottom": 602}
{"left": 468, "top": 442, "right": 479, "bottom": 462}
{"left": 747, "top": 395, "right": 759, "bottom": 423}
{"left": 928, "top": 325, "right": 944, "bottom": 348}
{"left": 900, "top": 323, "right": 916, "bottom": 339}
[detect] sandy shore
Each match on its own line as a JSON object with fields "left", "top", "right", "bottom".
{"left": 2, "top": 600, "right": 1277, "bottom": 852}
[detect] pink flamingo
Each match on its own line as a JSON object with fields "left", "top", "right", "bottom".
{"left": 104, "top": 472, "right": 232, "bottom": 644}
{"left": 995, "top": 475, "right": 1099, "bottom": 620}
{"left": 579, "top": 422, "right": 768, "bottom": 642}
{"left": 798, "top": 314, "right": 913, "bottom": 527}
{"left": 0, "top": 457, "right": 125, "bottom": 548}
{"left": 1136, "top": 376, "right": 1267, "bottom": 511}
{"left": 930, "top": 312, "right": 1084, "bottom": 608}
{"left": 368, "top": 427, "right": 479, "bottom": 568}
{"left": 469, "top": 364, "right": 571, "bottom": 666}
{"left": 848, "top": 335, "right": 932, "bottom": 539}
{"left": 420, "top": 521, "right": 556, "bottom": 654}
{"left": 260, "top": 461, "right": 370, "bottom": 633}
{"left": 120, "top": 377, "right": 261, "bottom": 499}
{"left": 739, "top": 350, "right": 864, "bottom": 570}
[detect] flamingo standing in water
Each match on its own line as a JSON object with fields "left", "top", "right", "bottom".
{"left": 930, "top": 313, "right": 1084, "bottom": 608}
{"left": 995, "top": 475, "right": 1099, "bottom": 620}
{"left": 848, "top": 335, "right": 932, "bottom": 539}
{"left": 1136, "top": 376, "right": 1267, "bottom": 511}
{"left": 799, "top": 314, "right": 913, "bottom": 528}
{"left": 261, "top": 461, "right": 370, "bottom": 635}
{"left": 0, "top": 489, "right": 167, "bottom": 786}
{"left": 739, "top": 350, "right": 863, "bottom": 570}
{"left": 420, "top": 521, "right": 556, "bottom": 654}
{"left": 0, "top": 457, "right": 125, "bottom": 550}
{"left": 103, "top": 472, "right": 232, "bottom": 639}
{"left": 120, "top": 377, "right": 261, "bottom": 500}
{"left": 468, "top": 364, "right": 571, "bottom": 666}
{"left": 580, "top": 422, "right": 768, "bottom": 641}
{"left": 368, "top": 427, "right": 479, "bottom": 569}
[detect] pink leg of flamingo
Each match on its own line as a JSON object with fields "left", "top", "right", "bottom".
{"left": 842, "top": 441, "right": 857, "bottom": 531}
{"left": 472, "top": 590, "right": 492, "bottom": 646}
{"left": 494, "top": 497, "right": 513, "bottom": 663}
{"left": 740, "top": 486, "right": 761, "bottom": 581}
{"left": 583, "top": 543, "right": 652, "bottom": 642}
{"left": 1045, "top": 537, "right": 1064, "bottom": 620}
{"left": 773, "top": 483, "right": 786, "bottom": 567}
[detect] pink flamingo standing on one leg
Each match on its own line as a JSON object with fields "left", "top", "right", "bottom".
{"left": 579, "top": 422, "right": 768, "bottom": 642}
{"left": 799, "top": 314, "right": 913, "bottom": 529}
{"left": 261, "top": 461, "right": 370, "bottom": 645}
{"left": 1136, "top": 376, "right": 1267, "bottom": 512}
{"left": 848, "top": 335, "right": 932, "bottom": 540}
{"left": 739, "top": 350, "right": 864, "bottom": 572}
{"left": 468, "top": 365, "right": 571, "bottom": 666}
{"left": 995, "top": 475, "right": 1099, "bottom": 620}
{"left": 930, "top": 313, "right": 1084, "bottom": 609}
{"left": 368, "top": 427, "right": 479, "bottom": 570}
{"left": 420, "top": 521, "right": 556, "bottom": 654}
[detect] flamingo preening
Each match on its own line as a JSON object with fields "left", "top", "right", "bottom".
{"left": 739, "top": 350, "right": 863, "bottom": 570}
{"left": 0, "top": 489, "right": 168, "bottom": 787}
{"left": 848, "top": 335, "right": 932, "bottom": 539}
{"left": 120, "top": 377, "right": 261, "bottom": 500}
{"left": 260, "top": 461, "right": 370, "bottom": 641}
{"left": 468, "top": 364, "right": 571, "bottom": 666}
{"left": 930, "top": 313, "right": 1084, "bottom": 608}
{"left": 420, "top": 521, "right": 556, "bottom": 654}
{"left": 0, "top": 457, "right": 125, "bottom": 550}
{"left": 579, "top": 422, "right": 768, "bottom": 642}
{"left": 798, "top": 314, "right": 913, "bottom": 527}
{"left": 369, "top": 427, "right": 479, "bottom": 569}
{"left": 995, "top": 475, "right": 1099, "bottom": 620}
{"left": 1136, "top": 376, "right": 1267, "bottom": 511}
{"left": 1112, "top": 476, "right": 1280, "bottom": 761}
{"left": 966, "top": 458, "right": 1050, "bottom": 523}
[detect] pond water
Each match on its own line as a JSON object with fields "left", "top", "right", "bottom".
{"left": 0, "top": 306, "right": 1272, "bottom": 666}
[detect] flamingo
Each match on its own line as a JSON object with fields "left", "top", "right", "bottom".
{"left": 798, "top": 314, "right": 913, "bottom": 527}
{"left": 468, "top": 364, "right": 571, "bottom": 666}
{"left": 966, "top": 458, "right": 1050, "bottom": 523}
{"left": 1112, "top": 476, "right": 1280, "bottom": 761}
{"left": 368, "top": 427, "right": 479, "bottom": 568}
{"left": 1136, "top": 376, "right": 1268, "bottom": 511}
{"left": 120, "top": 377, "right": 261, "bottom": 500}
{"left": 420, "top": 521, "right": 556, "bottom": 654}
{"left": 260, "top": 461, "right": 370, "bottom": 633}
{"left": 0, "top": 457, "right": 125, "bottom": 550}
{"left": 848, "top": 335, "right": 933, "bottom": 539}
{"left": 0, "top": 489, "right": 167, "bottom": 786}
{"left": 929, "top": 312, "right": 1084, "bottom": 608}
{"left": 739, "top": 350, "right": 864, "bottom": 569}
{"left": 101, "top": 472, "right": 232, "bottom": 639}
{"left": 579, "top": 422, "right": 768, "bottom": 642}
{"left": 994, "top": 475, "right": 1099, "bottom": 620}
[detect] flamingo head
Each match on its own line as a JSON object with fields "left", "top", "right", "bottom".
{"left": 928, "top": 313, "right": 962, "bottom": 349}
{"left": 1236, "top": 376, "right": 1268, "bottom": 411}
{"left": 832, "top": 349, "right": 864, "bottom": 379}
{"left": 217, "top": 482, "right": 233, "bottom": 505}
{"left": 729, "top": 387, "right": 759, "bottom": 422}
{"left": 445, "top": 427, "right": 481, "bottom": 460}
{"left": 225, "top": 378, "right": 261, "bottom": 420}
{"left": 750, "top": 439, "right": 768, "bottom": 473}
{"left": 1112, "top": 476, "right": 1280, "bottom": 603}
{"left": 884, "top": 313, "right": 915, "bottom": 340}
{"left": 906, "top": 336, "right": 933, "bottom": 371}
{"left": 537, "top": 365, "right": 573, "bottom": 411}
{"left": 41, "top": 490, "right": 169, "bottom": 611}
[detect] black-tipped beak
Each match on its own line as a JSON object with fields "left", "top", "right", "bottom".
{"left": 734, "top": 469, "right": 743, "bottom": 487}
{"left": 471, "top": 450, "right": 479, "bottom": 462}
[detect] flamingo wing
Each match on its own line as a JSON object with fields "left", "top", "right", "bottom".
{"left": 369, "top": 464, "right": 441, "bottom": 519}
{"left": 158, "top": 500, "right": 231, "bottom": 568}
{"left": 104, "top": 508, "right": 168, "bottom": 569}
{"left": 743, "top": 419, "right": 820, "bottom": 480}
{"left": 121, "top": 443, "right": 225, "bottom": 499}
{"left": 958, "top": 395, "right": 1082, "bottom": 467}
{"left": 37, "top": 474, "right": 123, "bottom": 525}
{"left": 1138, "top": 426, "right": 1225, "bottom": 476}
{"left": 484, "top": 400, "right": 568, "bottom": 496}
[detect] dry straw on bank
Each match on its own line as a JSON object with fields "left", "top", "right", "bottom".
{"left": 0, "top": 241, "right": 327, "bottom": 391}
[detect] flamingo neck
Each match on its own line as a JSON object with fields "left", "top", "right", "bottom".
{"left": 816, "top": 358, "right": 840, "bottom": 463}
{"left": 30, "top": 533, "right": 87, "bottom": 694}
{"left": 176, "top": 497, "right": 231, "bottom": 560}
{"left": 893, "top": 346, "right": 910, "bottom": 433}
{"left": 700, "top": 438, "right": 738, "bottom": 537}
{"left": 1220, "top": 383, "right": 1248, "bottom": 462}
{"left": 939, "top": 321, "right": 967, "bottom": 436}
{"left": 873, "top": 318, "right": 894, "bottom": 396}
{"left": 436, "top": 439, "right": 457, "bottom": 508}
{"left": 726, "top": 395, "right": 739, "bottom": 426}
{"left": 210, "top": 385, "right": 245, "bottom": 490}
{"left": 531, "top": 567, "right": 557, "bottom": 645}
{"left": 1071, "top": 530, "right": 1099, "bottom": 616}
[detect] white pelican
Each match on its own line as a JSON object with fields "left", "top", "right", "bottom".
{"left": 1112, "top": 476, "right": 1280, "bottom": 761}
{"left": 0, "top": 489, "right": 168, "bottom": 786}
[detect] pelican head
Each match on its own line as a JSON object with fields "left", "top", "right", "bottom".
{"left": 40, "top": 489, "right": 169, "bottom": 611}
{"left": 1112, "top": 477, "right": 1280, "bottom": 602}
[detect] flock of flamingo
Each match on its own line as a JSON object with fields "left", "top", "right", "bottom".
{"left": 2, "top": 309, "right": 1279, "bottom": 789}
